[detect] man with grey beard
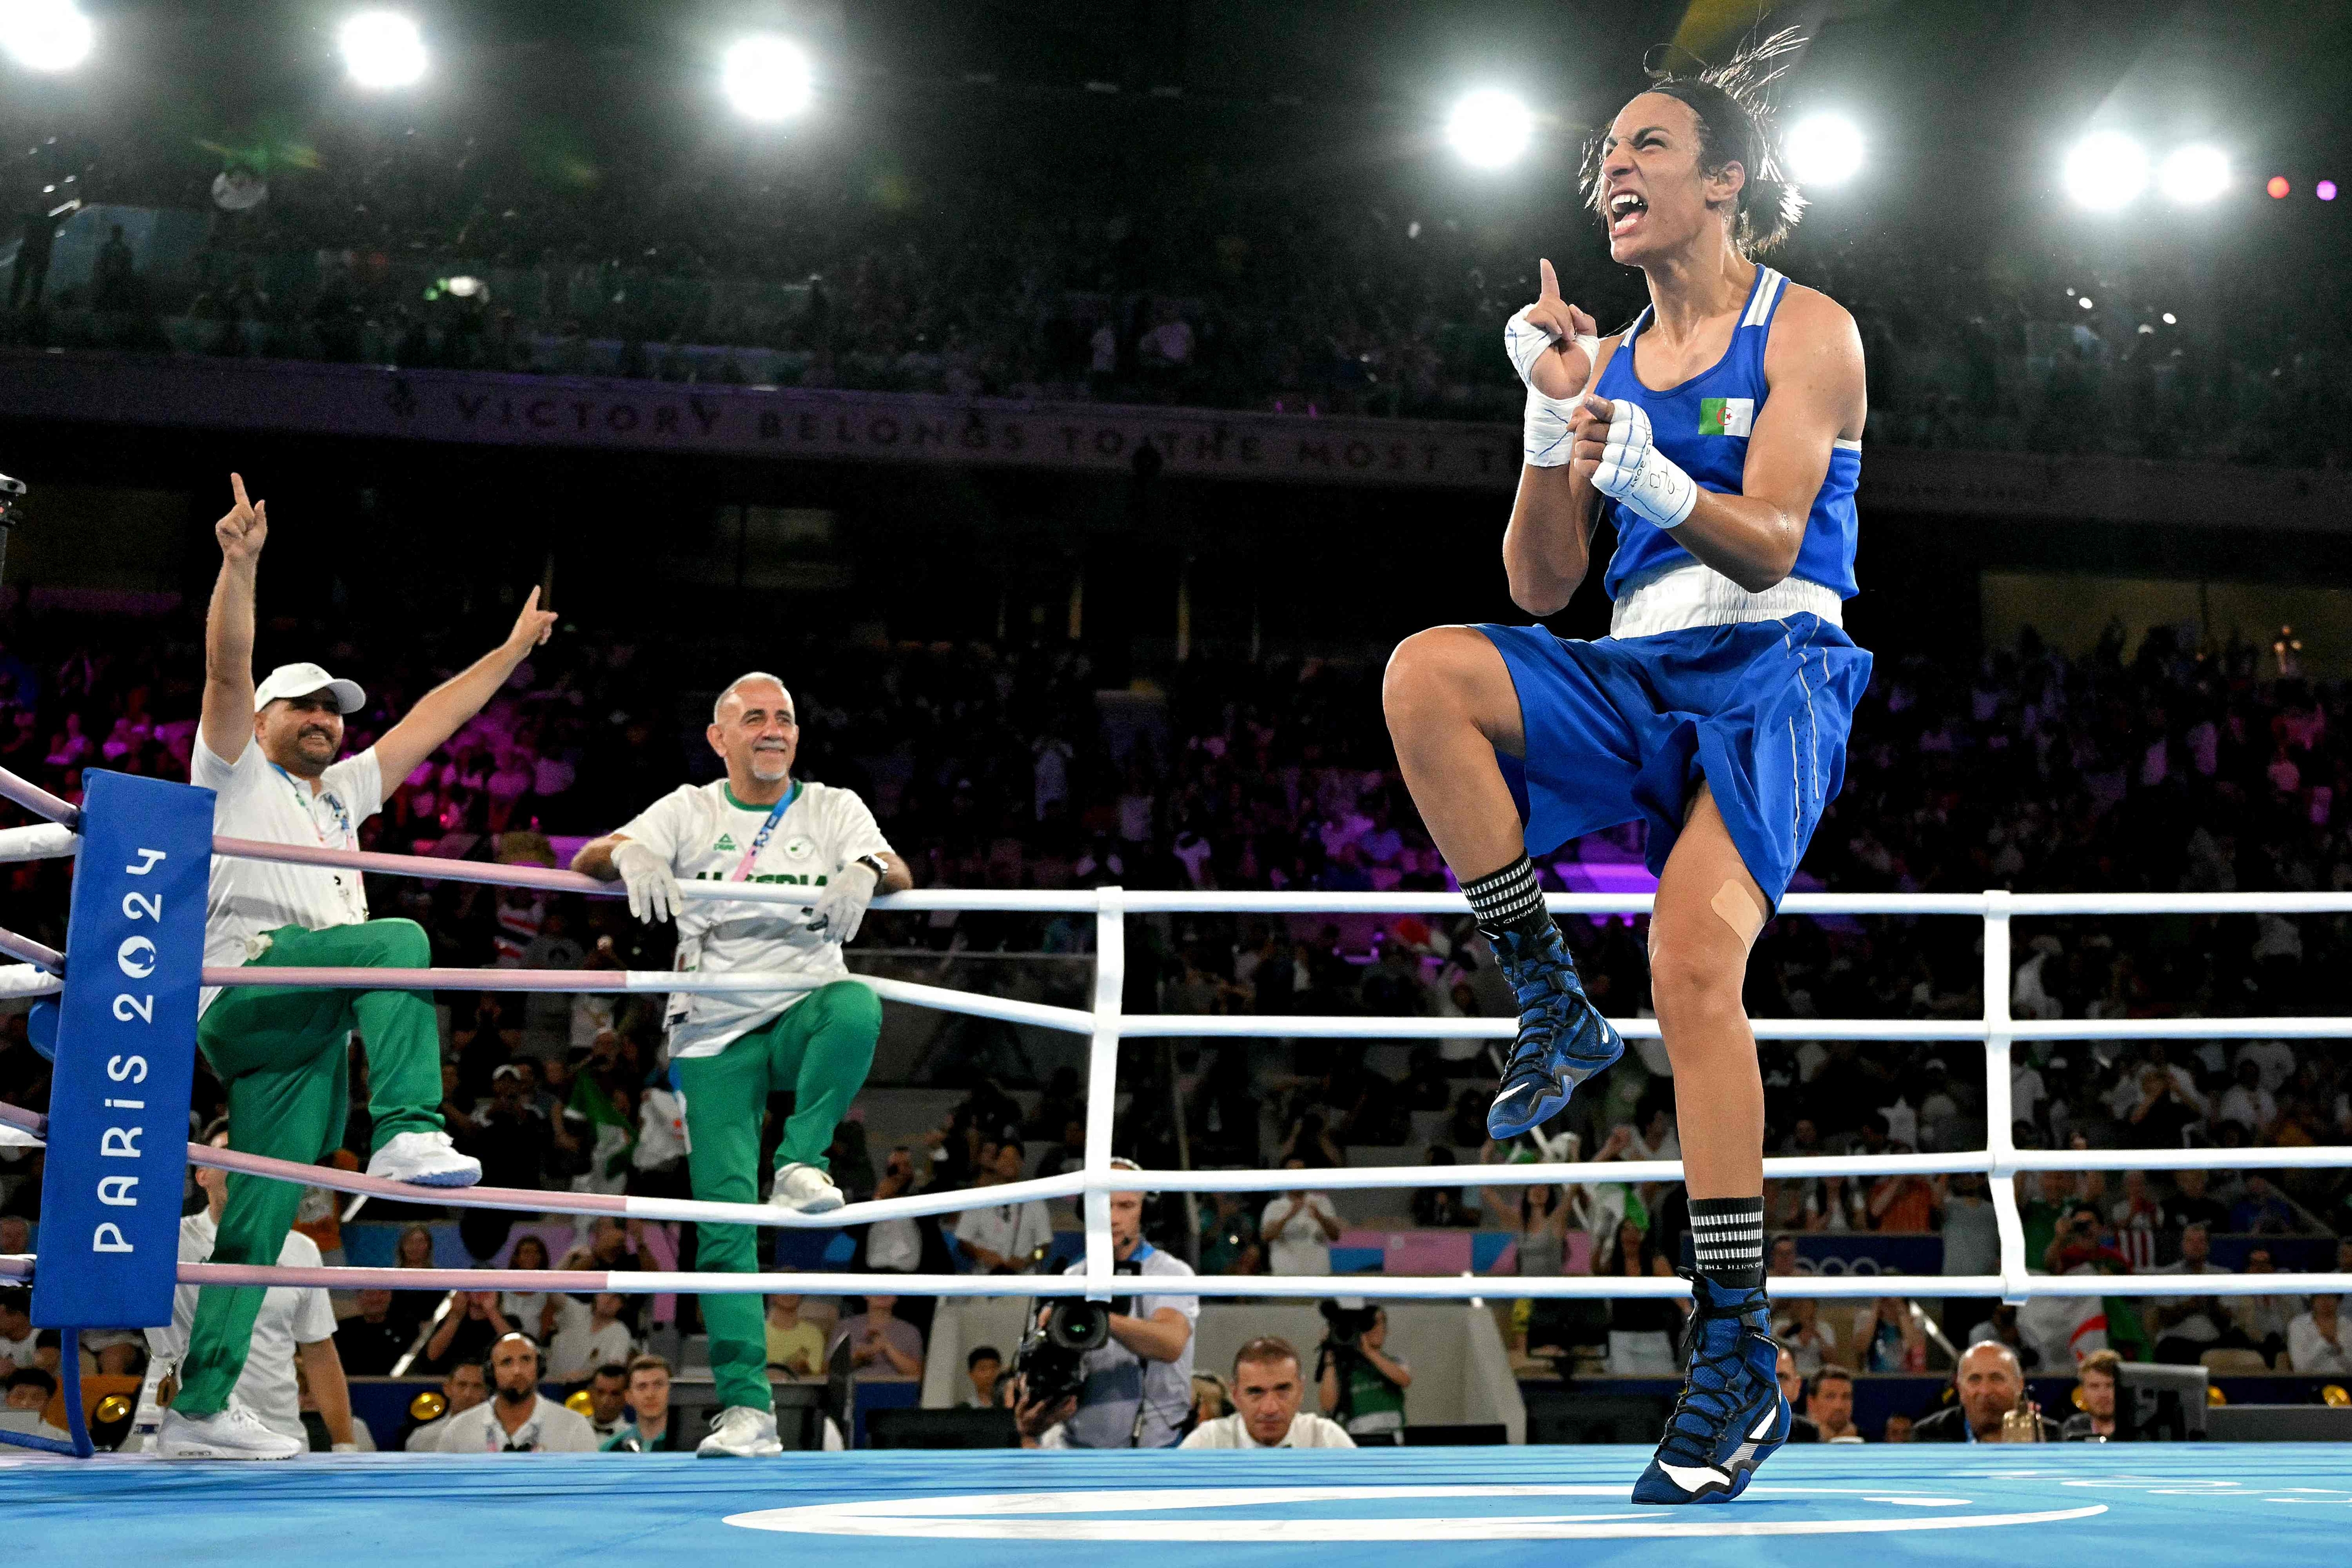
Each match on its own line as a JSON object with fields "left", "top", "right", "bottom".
{"left": 574, "top": 671, "right": 909, "bottom": 1457}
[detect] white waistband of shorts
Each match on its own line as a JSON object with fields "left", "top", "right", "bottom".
{"left": 1609, "top": 562, "right": 1843, "bottom": 638}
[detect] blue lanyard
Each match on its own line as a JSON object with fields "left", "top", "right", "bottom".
{"left": 729, "top": 782, "right": 799, "bottom": 880}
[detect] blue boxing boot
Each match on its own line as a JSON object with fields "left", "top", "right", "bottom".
{"left": 1482, "top": 921, "right": 1625, "bottom": 1139}
{"left": 1631, "top": 1272, "right": 1788, "bottom": 1505}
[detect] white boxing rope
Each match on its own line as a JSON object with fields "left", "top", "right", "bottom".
{"left": 0, "top": 964, "right": 61, "bottom": 999}
{"left": 150, "top": 1261, "right": 2352, "bottom": 1302}
{"left": 25, "top": 841, "right": 2352, "bottom": 1312}
{"left": 0, "top": 823, "right": 77, "bottom": 864}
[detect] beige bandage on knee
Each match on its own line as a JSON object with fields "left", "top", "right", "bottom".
{"left": 1709, "top": 879, "right": 1767, "bottom": 950}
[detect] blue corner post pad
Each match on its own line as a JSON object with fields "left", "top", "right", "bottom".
{"left": 29, "top": 770, "right": 213, "bottom": 1336}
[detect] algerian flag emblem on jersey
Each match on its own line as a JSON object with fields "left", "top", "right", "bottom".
{"left": 1699, "top": 397, "right": 1756, "bottom": 436}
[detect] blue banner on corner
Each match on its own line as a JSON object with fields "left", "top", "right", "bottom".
{"left": 31, "top": 770, "right": 212, "bottom": 1329}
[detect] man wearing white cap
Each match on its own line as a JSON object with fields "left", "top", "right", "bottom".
{"left": 161, "top": 474, "right": 556, "bottom": 1460}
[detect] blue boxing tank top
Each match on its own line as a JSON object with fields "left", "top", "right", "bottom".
{"left": 1593, "top": 265, "right": 1860, "bottom": 601}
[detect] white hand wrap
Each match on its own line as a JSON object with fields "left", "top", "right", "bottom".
{"left": 610, "top": 840, "right": 682, "bottom": 925}
{"left": 1590, "top": 398, "right": 1699, "bottom": 529}
{"left": 1505, "top": 305, "right": 1598, "bottom": 469}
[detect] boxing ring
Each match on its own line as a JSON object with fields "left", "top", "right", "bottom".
{"left": 0, "top": 763, "right": 2348, "bottom": 1563}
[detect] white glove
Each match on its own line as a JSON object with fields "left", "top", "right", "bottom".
{"left": 1588, "top": 396, "right": 1699, "bottom": 529}
{"left": 807, "top": 861, "right": 880, "bottom": 944}
{"left": 610, "top": 839, "right": 682, "bottom": 924}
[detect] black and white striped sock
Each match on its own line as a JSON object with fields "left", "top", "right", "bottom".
{"left": 1461, "top": 854, "right": 1551, "bottom": 941}
{"left": 1689, "top": 1196, "right": 1766, "bottom": 1289}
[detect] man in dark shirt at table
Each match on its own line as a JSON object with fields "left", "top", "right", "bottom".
{"left": 1913, "top": 1342, "right": 2060, "bottom": 1442}
{"left": 335, "top": 1289, "right": 415, "bottom": 1376}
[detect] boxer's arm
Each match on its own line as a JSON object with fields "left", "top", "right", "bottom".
{"left": 1503, "top": 338, "right": 1621, "bottom": 614}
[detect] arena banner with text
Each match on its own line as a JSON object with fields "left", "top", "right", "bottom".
{"left": 5, "top": 348, "right": 2351, "bottom": 523}
{"left": 0, "top": 349, "right": 1524, "bottom": 492}
{"left": 31, "top": 770, "right": 211, "bottom": 1329}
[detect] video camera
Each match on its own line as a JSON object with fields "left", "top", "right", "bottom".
{"left": 1318, "top": 1297, "right": 1380, "bottom": 1351}
{"left": 1012, "top": 1265, "right": 1138, "bottom": 1411}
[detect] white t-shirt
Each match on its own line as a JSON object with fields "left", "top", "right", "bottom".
{"left": 1180, "top": 1411, "right": 1357, "bottom": 1449}
{"left": 192, "top": 737, "right": 385, "bottom": 1017}
{"left": 152, "top": 1212, "right": 336, "bottom": 1440}
{"left": 954, "top": 1196, "right": 1053, "bottom": 1272}
{"left": 613, "top": 780, "right": 893, "bottom": 1058}
{"left": 2286, "top": 1313, "right": 2352, "bottom": 1375}
{"left": 0, "top": 1329, "right": 38, "bottom": 1369}
{"left": 1262, "top": 1193, "right": 1340, "bottom": 1276}
{"left": 546, "top": 1316, "right": 634, "bottom": 1382}
{"left": 429, "top": 1394, "right": 599, "bottom": 1453}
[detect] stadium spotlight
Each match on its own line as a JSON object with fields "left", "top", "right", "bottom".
{"left": 0, "top": 0, "right": 95, "bottom": 73}
{"left": 1446, "top": 89, "right": 1534, "bottom": 169}
{"left": 339, "top": 11, "right": 426, "bottom": 89}
{"left": 2157, "top": 144, "right": 2229, "bottom": 205}
{"left": 2319, "top": 179, "right": 2339, "bottom": 202}
{"left": 2062, "top": 132, "right": 2147, "bottom": 211}
{"left": 2265, "top": 175, "right": 2289, "bottom": 199}
{"left": 1785, "top": 113, "right": 1863, "bottom": 187}
{"left": 721, "top": 34, "right": 814, "bottom": 122}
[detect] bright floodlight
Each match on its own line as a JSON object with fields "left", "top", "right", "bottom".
{"left": 340, "top": 11, "right": 426, "bottom": 89}
{"left": 1785, "top": 113, "right": 1863, "bottom": 186}
{"left": 721, "top": 34, "right": 814, "bottom": 122}
{"left": 1, "top": 1, "right": 95, "bottom": 72}
{"left": 1446, "top": 89, "right": 1534, "bottom": 169}
{"left": 2062, "top": 131, "right": 2149, "bottom": 211}
{"left": 2157, "top": 144, "right": 2229, "bottom": 205}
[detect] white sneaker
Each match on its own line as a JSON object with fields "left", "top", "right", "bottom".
{"left": 366, "top": 1129, "right": 483, "bottom": 1188}
{"left": 697, "top": 1405, "right": 784, "bottom": 1458}
{"left": 767, "top": 1161, "right": 844, "bottom": 1215}
{"left": 158, "top": 1401, "right": 305, "bottom": 1460}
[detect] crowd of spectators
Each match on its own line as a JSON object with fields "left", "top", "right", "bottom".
{"left": 5, "top": 102, "right": 2348, "bottom": 469}
{"left": 2, "top": 600, "right": 2350, "bottom": 1417}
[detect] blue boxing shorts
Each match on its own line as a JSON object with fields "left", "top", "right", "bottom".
{"left": 1478, "top": 614, "right": 1872, "bottom": 908}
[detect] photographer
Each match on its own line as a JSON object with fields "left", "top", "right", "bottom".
{"left": 1014, "top": 1160, "right": 1198, "bottom": 1448}
{"left": 1316, "top": 1302, "right": 1411, "bottom": 1443}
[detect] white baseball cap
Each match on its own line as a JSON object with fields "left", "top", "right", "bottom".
{"left": 252, "top": 661, "right": 366, "bottom": 714}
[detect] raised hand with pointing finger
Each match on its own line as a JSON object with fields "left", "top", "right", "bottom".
{"left": 1506, "top": 259, "right": 1601, "bottom": 400}
{"left": 215, "top": 472, "right": 268, "bottom": 566}
{"left": 1506, "top": 259, "right": 1602, "bottom": 469}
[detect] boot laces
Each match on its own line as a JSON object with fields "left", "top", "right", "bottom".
{"left": 1659, "top": 1292, "right": 1776, "bottom": 1462}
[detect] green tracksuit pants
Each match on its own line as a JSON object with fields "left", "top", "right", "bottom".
{"left": 673, "top": 979, "right": 882, "bottom": 1413}
{"left": 176, "top": 919, "right": 445, "bottom": 1417}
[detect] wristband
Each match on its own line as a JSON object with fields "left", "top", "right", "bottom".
{"left": 1590, "top": 399, "right": 1699, "bottom": 529}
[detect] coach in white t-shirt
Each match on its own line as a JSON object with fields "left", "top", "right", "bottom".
{"left": 574, "top": 670, "right": 910, "bottom": 1458}
{"left": 149, "top": 1128, "right": 355, "bottom": 1452}
{"left": 162, "top": 473, "right": 558, "bottom": 1463}
{"left": 1180, "top": 1337, "right": 1357, "bottom": 1449}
